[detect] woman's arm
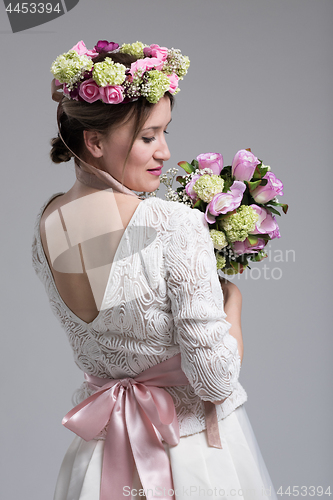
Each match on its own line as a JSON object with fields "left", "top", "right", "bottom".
{"left": 219, "top": 278, "right": 243, "bottom": 364}
{"left": 212, "top": 278, "right": 243, "bottom": 405}
{"left": 166, "top": 207, "right": 243, "bottom": 405}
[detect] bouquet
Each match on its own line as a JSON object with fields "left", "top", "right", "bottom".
{"left": 158, "top": 149, "right": 288, "bottom": 275}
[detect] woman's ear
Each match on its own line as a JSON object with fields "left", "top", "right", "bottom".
{"left": 83, "top": 130, "right": 104, "bottom": 158}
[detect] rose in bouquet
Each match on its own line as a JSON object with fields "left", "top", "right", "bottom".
{"left": 158, "top": 149, "right": 288, "bottom": 274}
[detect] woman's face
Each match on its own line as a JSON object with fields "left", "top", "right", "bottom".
{"left": 95, "top": 96, "right": 172, "bottom": 193}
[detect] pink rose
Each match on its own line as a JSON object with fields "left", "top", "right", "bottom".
{"left": 78, "top": 79, "right": 101, "bottom": 103}
{"left": 167, "top": 74, "right": 179, "bottom": 94}
{"left": 251, "top": 172, "right": 284, "bottom": 204}
{"left": 185, "top": 174, "right": 201, "bottom": 201}
{"left": 232, "top": 238, "right": 267, "bottom": 255}
{"left": 71, "top": 40, "right": 87, "bottom": 55}
{"left": 207, "top": 181, "right": 246, "bottom": 216}
{"left": 249, "top": 205, "right": 279, "bottom": 235}
{"left": 197, "top": 153, "right": 223, "bottom": 175}
{"left": 99, "top": 85, "right": 124, "bottom": 104}
{"left": 144, "top": 44, "right": 168, "bottom": 61}
{"left": 232, "top": 150, "right": 260, "bottom": 182}
{"left": 130, "top": 57, "right": 163, "bottom": 75}
{"left": 71, "top": 40, "right": 98, "bottom": 58}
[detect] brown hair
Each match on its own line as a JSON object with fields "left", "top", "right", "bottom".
{"left": 50, "top": 52, "right": 174, "bottom": 185}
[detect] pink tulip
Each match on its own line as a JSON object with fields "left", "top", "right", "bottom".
{"left": 232, "top": 238, "right": 267, "bottom": 255}
{"left": 208, "top": 181, "right": 246, "bottom": 215}
{"left": 251, "top": 172, "right": 284, "bottom": 204}
{"left": 185, "top": 174, "right": 201, "bottom": 201}
{"left": 232, "top": 150, "right": 260, "bottom": 182}
{"left": 249, "top": 205, "right": 279, "bottom": 235}
{"left": 196, "top": 153, "right": 223, "bottom": 175}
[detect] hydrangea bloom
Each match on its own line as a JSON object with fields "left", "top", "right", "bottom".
{"left": 192, "top": 174, "right": 224, "bottom": 203}
{"left": 120, "top": 42, "right": 147, "bottom": 58}
{"left": 141, "top": 70, "right": 171, "bottom": 104}
{"left": 92, "top": 58, "right": 126, "bottom": 87}
{"left": 209, "top": 230, "right": 228, "bottom": 250}
{"left": 51, "top": 51, "right": 93, "bottom": 88}
{"left": 220, "top": 206, "right": 259, "bottom": 243}
{"left": 216, "top": 254, "right": 227, "bottom": 270}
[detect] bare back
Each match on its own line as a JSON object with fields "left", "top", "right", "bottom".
{"left": 39, "top": 181, "right": 142, "bottom": 324}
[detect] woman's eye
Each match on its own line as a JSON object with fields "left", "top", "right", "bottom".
{"left": 164, "top": 130, "right": 169, "bottom": 135}
{"left": 142, "top": 137, "right": 156, "bottom": 144}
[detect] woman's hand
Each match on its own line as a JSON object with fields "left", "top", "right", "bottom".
{"left": 212, "top": 278, "right": 244, "bottom": 405}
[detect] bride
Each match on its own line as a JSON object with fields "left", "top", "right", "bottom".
{"left": 32, "top": 39, "right": 277, "bottom": 500}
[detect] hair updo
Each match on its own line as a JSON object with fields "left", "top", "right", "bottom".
{"left": 50, "top": 51, "right": 174, "bottom": 170}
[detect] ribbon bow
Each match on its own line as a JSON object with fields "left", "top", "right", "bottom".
{"left": 62, "top": 353, "right": 222, "bottom": 500}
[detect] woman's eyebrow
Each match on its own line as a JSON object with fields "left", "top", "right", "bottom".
{"left": 141, "top": 119, "right": 172, "bottom": 132}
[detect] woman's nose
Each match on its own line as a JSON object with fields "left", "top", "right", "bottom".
{"left": 155, "top": 136, "right": 171, "bottom": 161}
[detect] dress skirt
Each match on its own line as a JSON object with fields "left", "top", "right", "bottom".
{"left": 53, "top": 405, "right": 277, "bottom": 500}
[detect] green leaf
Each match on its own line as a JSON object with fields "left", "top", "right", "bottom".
{"left": 177, "top": 161, "right": 195, "bottom": 174}
{"left": 247, "top": 180, "right": 262, "bottom": 190}
{"left": 282, "top": 203, "right": 289, "bottom": 214}
{"left": 259, "top": 166, "right": 269, "bottom": 177}
{"left": 191, "top": 159, "right": 199, "bottom": 168}
{"left": 247, "top": 235, "right": 258, "bottom": 245}
{"left": 252, "top": 167, "right": 262, "bottom": 180}
{"left": 176, "top": 175, "right": 186, "bottom": 186}
{"left": 257, "top": 234, "right": 271, "bottom": 241}
{"left": 193, "top": 199, "right": 204, "bottom": 210}
{"left": 265, "top": 206, "right": 281, "bottom": 216}
{"left": 221, "top": 175, "right": 233, "bottom": 192}
{"left": 251, "top": 251, "right": 268, "bottom": 262}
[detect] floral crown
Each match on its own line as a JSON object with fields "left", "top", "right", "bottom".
{"left": 51, "top": 40, "right": 190, "bottom": 105}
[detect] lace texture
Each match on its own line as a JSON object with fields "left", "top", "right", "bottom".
{"left": 32, "top": 193, "right": 247, "bottom": 438}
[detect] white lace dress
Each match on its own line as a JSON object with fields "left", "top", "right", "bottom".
{"left": 32, "top": 192, "right": 277, "bottom": 500}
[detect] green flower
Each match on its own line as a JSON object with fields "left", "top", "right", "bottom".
{"left": 51, "top": 50, "right": 93, "bottom": 88}
{"left": 210, "top": 230, "right": 228, "bottom": 250}
{"left": 192, "top": 174, "right": 224, "bottom": 203}
{"left": 216, "top": 254, "right": 226, "bottom": 270}
{"left": 120, "top": 42, "right": 146, "bottom": 58}
{"left": 163, "top": 49, "right": 190, "bottom": 79}
{"left": 141, "top": 70, "right": 170, "bottom": 104}
{"left": 220, "top": 206, "right": 259, "bottom": 243}
{"left": 92, "top": 58, "right": 126, "bottom": 87}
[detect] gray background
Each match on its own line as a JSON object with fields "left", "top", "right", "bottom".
{"left": 1, "top": 0, "right": 332, "bottom": 498}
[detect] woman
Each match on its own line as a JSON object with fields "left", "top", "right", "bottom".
{"left": 32, "top": 40, "right": 277, "bottom": 500}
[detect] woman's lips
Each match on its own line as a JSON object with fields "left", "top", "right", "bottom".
{"left": 147, "top": 167, "right": 162, "bottom": 176}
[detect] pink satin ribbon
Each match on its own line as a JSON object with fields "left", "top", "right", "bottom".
{"left": 62, "top": 354, "right": 222, "bottom": 500}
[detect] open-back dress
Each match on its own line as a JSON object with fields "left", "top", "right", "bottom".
{"left": 32, "top": 183, "right": 278, "bottom": 500}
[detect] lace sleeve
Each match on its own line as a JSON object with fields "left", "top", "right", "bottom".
{"left": 165, "top": 205, "right": 241, "bottom": 402}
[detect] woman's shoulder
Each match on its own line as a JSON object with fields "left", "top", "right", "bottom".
{"left": 144, "top": 197, "right": 210, "bottom": 240}
{"left": 145, "top": 196, "right": 204, "bottom": 222}
{"left": 34, "top": 192, "right": 66, "bottom": 232}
